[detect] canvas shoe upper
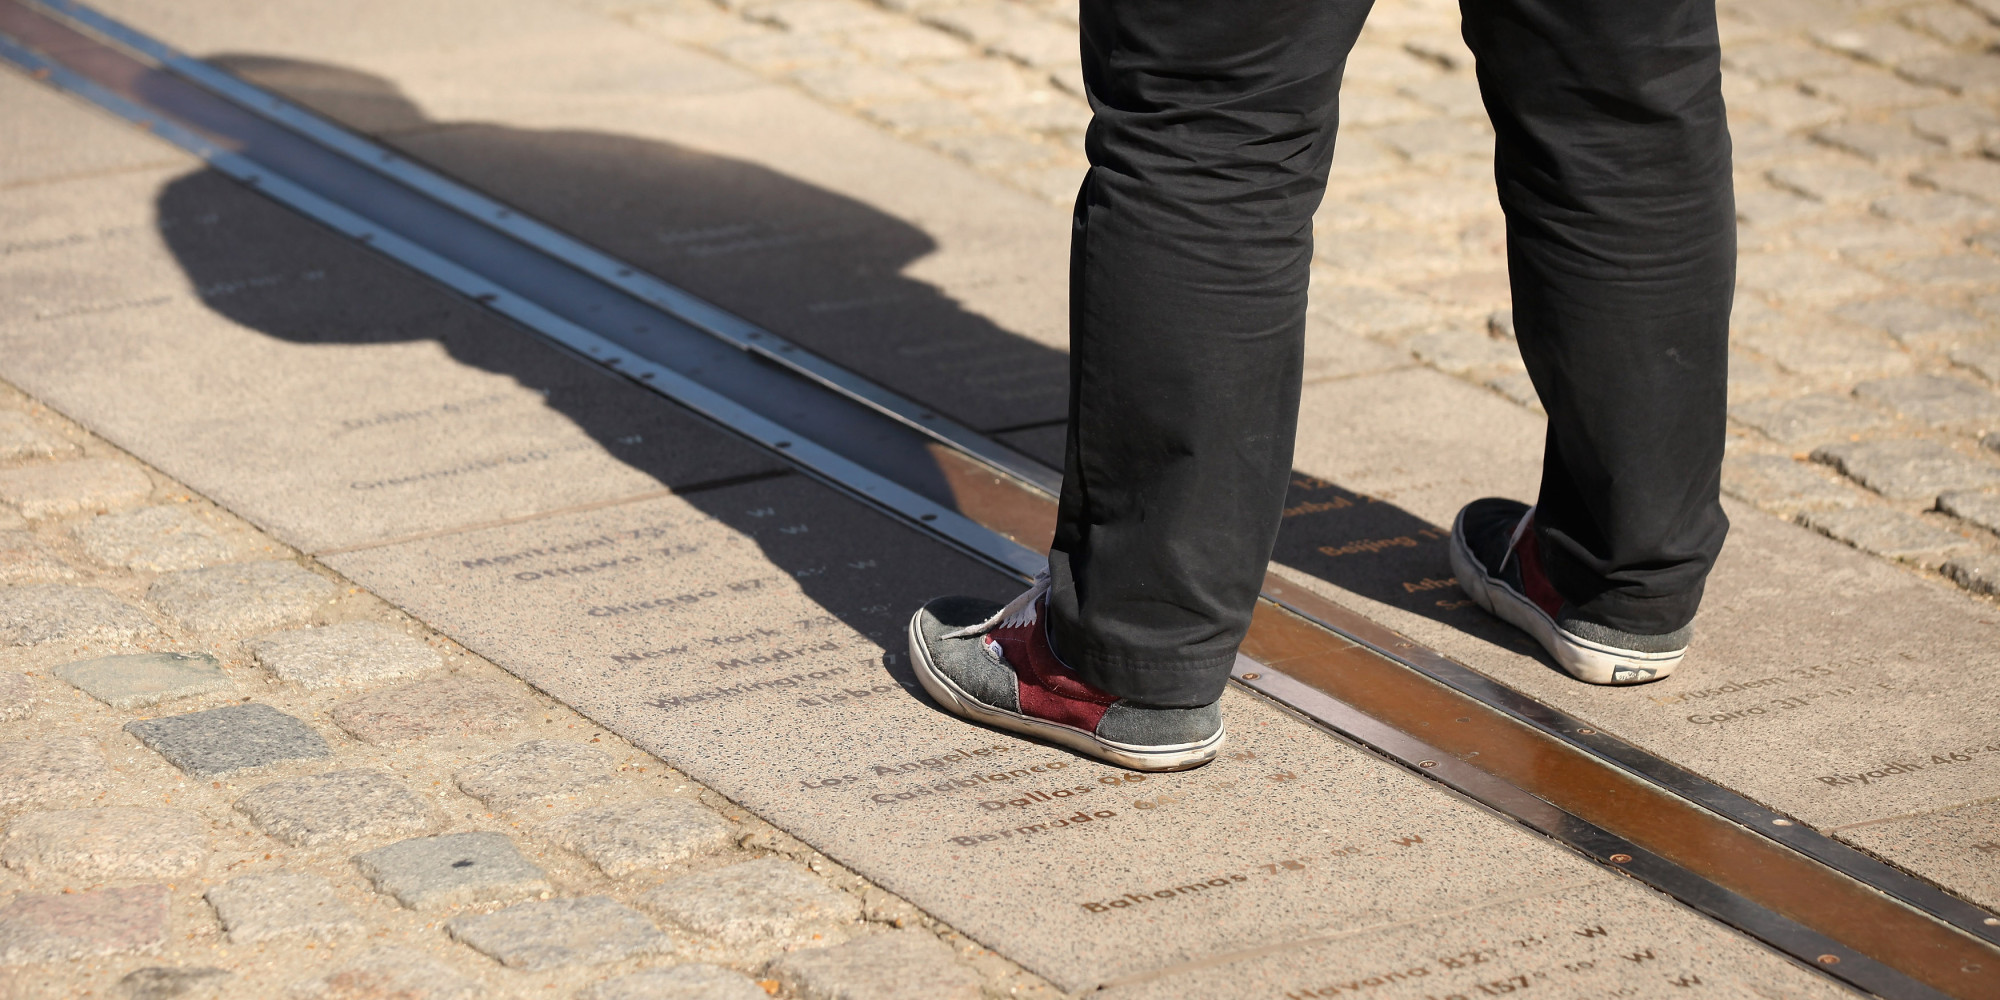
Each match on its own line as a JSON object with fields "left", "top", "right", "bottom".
{"left": 1449, "top": 497, "right": 1691, "bottom": 685}
{"left": 907, "top": 572, "right": 1224, "bottom": 772}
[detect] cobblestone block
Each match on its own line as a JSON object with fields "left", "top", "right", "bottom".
{"left": 1833, "top": 296, "right": 1986, "bottom": 350}
{"left": 0, "top": 670, "right": 29, "bottom": 721}
{"left": 713, "top": 32, "right": 845, "bottom": 72}
{"left": 125, "top": 703, "right": 332, "bottom": 777}
{"left": 1729, "top": 393, "right": 1888, "bottom": 445}
{"left": 1722, "top": 454, "right": 1860, "bottom": 512}
{"left": 445, "top": 895, "right": 669, "bottom": 970}
{"left": 1951, "top": 340, "right": 2000, "bottom": 383}
{"left": 1801, "top": 71, "right": 1940, "bottom": 110}
{"left": 0, "top": 412, "right": 77, "bottom": 461}
{"left": 1406, "top": 327, "right": 1522, "bottom": 375}
{"left": 929, "top": 131, "right": 1052, "bottom": 169}
{"left": 1792, "top": 218, "right": 1940, "bottom": 260}
{"left": 54, "top": 652, "right": 231, "bottom": 709}
{"left": 639, "top": 858, "right": 861, "bottom": 954}
{"left": 1724, "top": 40, "right": 1851, "bottom": 82}
{"left": 1815, "top": 22, "right": 1945, "bottom": 66}
{"left": 246, "top": 622, "right": 442, "bottom": 690}
{"left": 1738, "top": 252, "right": 1886, "bottom": 303}
{"left": 0, "top": 885, "right": 169, "bottom": 964}
{"left": 1877, "top": 253, "right": 2000, "bottom": 289}
{"left": 792, "top": 64, "right": 930, "bottom": 104}
{"left": 1734, "top": 321, "right": 1912, "bottom": 379}
{"left": 1767, "top": 162, "right": 1901, "bottom": 203}
{"left": 1801, "top": 507, "right": 1975, "bottom": 566}
{"left": 73, "top": 505, "right": 237, "bottom": 572}
{"left": 332, "top": 676, "right": 531, "bottom": 745}
{"left": 1308, "top": 283, "right": 1438, "bottom": 339}
{"left": 1938, "top": 490, "right": 2000, "bottom": 536}
{"left": 1916, "top": 158, "right": 2000, "bottom": 203}
{"left": 1907, "top": 104, "right": 2000, "bottom": 153}
{"left": 0, "top": 807, "right": 205, "bottom": 881}
{"left": 353, "top": 832, "right": 548, "bottom": 911}
{"left": 1373, "top": 119, "right": 1491, "bottom": 162}
{"left": 1813, "top": 438, "right": 2000, "bottom": 499}
{"left": 861, "top": 97, "right": 969, "bottom": 131}
{"left": 1726, "top": 347, "right": 1789, "bottom": 402}
{"left": 1903, "top": 5, "right": 2000, "bottom": 48}
{"left": 147, "top": 560, "right": 338, "bottom": 633}
{"left": 0, "top": 531, "right": 75, "bottom": 583}
{"left": 119, "top": 966, "right": 232, "bottom": 1000}
{"left": 846, "top": 24, "right": 971, "bottom": 62}
{"left": 206, "top": 872, "right": 362, "bottom": 943}
{"left": 0, "top": 458, "right": 150, "bottom": 518}
{"left": 287, "top": 946, "right": 481, "bottom": 1000}
{"left": 1854, "top": 374, "right": 2000, "bottom": 434}
{"left": 580, "top": 965, "right": 768, "bottom": 1000}
{"left": 1943, "top": 551, "right": 2000, "bottom": 595}
{"left": 539, "top": 797, "right": 736, "bottom": 877}
{"left": 0, "top": 584, "right": 154, "bottom": 646}
{"left": 912, "top": 58, "right": 1022, "bottom": 95}
{"left": 1397, "top": 77, "right": 1485, "bottom": 118}
{"left": 1900, "top": 53, "right": 2000, "bottom": 99}
{"left": 1729, "top": 85, "right": 1841, "bottom": 129}
{"left": 0, "top": 734, "right": 107, "bottom": 811}
{"left": 766, "top": 929, "right": 982, "bottom": 1000}
{"left": 235, "top": 769, "right": 438, "bottom": 847}
{"left": 1872, "top": 190, "right": 2000, "bottom": 226}
{"left": 455, "top": 739, "right": 616, "bottom": 810}
{"left": 1735, "top": 187, "right": 1823, "bottom": 228}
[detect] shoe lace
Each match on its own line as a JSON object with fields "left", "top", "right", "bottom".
{"left": 940, "top": 566, "right": 1051, "bottom": 639}
{"left": 1498, "top": 506, "right": 1535, "bottom": 574}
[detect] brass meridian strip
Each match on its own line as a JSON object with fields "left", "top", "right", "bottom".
{"left": 4, "top": 5, "right": 1995, "bottom": 993}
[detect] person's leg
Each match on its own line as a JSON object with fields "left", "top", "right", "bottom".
{"left": 1047, "top": 0, "right": 1376, "bottom": 708}
{"left": 1462, "top": 0, "right": 1735, "bottom": 636}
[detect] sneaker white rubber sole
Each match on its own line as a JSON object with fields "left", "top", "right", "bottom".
{"left": 906, "top": 612, "right": 1224, "bottom": 772}
{"left": 1448, "top": 512, "right": 1683, "bottom": 686}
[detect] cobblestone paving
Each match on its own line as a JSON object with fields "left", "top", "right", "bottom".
{"left": 0, "top": 382, "right": 1053, "bottom": 998}
{"left": 585, "top": 0, "right": 2000, "bottom": 601}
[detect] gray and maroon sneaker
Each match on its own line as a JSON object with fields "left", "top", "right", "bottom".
{"left": 1449, "top": 498, "right": 1689, "bottom": 685}
{"left": 907, "top": 572, "right": 1224, "bottom": 772}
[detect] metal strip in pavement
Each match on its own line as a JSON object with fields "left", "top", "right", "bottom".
{"left": 1, "top": 4, "right": 1995, "bottom": 996}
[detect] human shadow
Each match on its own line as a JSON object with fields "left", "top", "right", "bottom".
{"left": 150, "top": 56, "right": 1543, "bottom": 672}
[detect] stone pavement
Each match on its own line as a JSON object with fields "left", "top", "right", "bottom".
{"left": 0, "top": 388, "right": 1032, "bottom": 998}
{"left": 3, "top": 0, "right": 2000, "bottom": 995}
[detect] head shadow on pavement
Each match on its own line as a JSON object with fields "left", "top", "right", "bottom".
{"left": 148, "top": 55, "right": 1552, "bottom": 684}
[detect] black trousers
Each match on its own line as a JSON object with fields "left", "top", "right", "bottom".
{"left": 1047, "top": 0, "right": 1735, "bottom": 707}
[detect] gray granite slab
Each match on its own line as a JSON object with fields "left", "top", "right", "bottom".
{"left": 0, "top": 169, "right": 781, "bottom": 553}
{"left": 125, "top": 703, "right": 333, "bottom": 777}
{"left": 323, "top": 477, "right": 1737, "bottom": 991}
